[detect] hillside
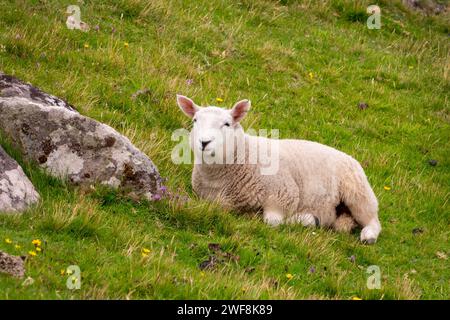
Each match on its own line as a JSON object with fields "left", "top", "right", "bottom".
{"left": 0, "top": 0, "right": 449, "bottom": 299}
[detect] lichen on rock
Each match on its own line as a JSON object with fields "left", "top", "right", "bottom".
{"left": 0, "top": 250, "right": 26, "bottom": 278}
{"left": 0, "top": 72, "right": 163, "bottom": 200}
{"left": 0, "top": 146, "right": 39, "bottom": 213}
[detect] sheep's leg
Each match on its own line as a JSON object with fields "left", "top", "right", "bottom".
{"left": 349, "top": 197, "right": 381, "bottom": 244}
{"left": 343, "top": 181, "right": 381, "bottom": 244}
{"left": 347, "top": 202, "right": 381, "bottom": 244}
{"left": 263, "top": 209, "right": 320, "bottom": 228}
{"left": 263, "top": 208, "right": 285, "bottom": 226}
{"left": 286, "top": 213, "right": 320, "bottom": 227}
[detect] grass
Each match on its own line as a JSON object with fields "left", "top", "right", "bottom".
{"left": 0, "top": 0, "right": 449, "bottom": 299}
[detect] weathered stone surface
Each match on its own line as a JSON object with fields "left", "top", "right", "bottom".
{"left": 0, "top": 250, "right": 26, "bottom": 278}
{"left": 0, "top": 73, "right": 163, "bottom": 200}
{"left": 0, "top": 146, "right": 39, "bottom": 213}
{"left": 402, "top": 0, "right": 447, "bottom": 15}
{"left": 0, "top": 73, "right": 76, "bottom": 111}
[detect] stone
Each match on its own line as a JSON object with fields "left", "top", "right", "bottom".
{"left": 402, "top": 0, "right": 447, "bottom": 15}
{"left": 358, "top": 102, "right": 369, "bottom": 110}
{"left": 0, "top": 146, "right": 39, "bottom": 213}
{"left": 0, "top": 73, "right": 163, "bottom": 200}
{"left": 0, "top": 250, "right": 26, "bottom": 278}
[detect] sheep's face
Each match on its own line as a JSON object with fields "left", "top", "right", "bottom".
{"left": 177, "top": 95, "right": 250, "bottom": 163}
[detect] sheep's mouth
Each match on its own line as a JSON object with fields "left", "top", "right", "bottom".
{"left": 203, "top": 150, "right": 215, "bottom": 157}
{"left": 200, "top": 148, "right": 215, "bottom": 157}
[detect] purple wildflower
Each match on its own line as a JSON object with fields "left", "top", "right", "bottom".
{"left": 152, "top": 194, "right": 161, "bottom": 201}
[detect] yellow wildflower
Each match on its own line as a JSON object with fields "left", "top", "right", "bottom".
{"left": 216, "top": 97, "right": 224, "bottom": 103}
{"left": 286, "top": 273, "right": 294, "bottom": 280}
{"left": 60, "top": 269, "right": 65, "bottom": 276}
{"left": 383, "top": 186, "right": 391, "bottom": 191}
{"left": 308, "top": 72, "right": 314, "bottom": 79}
{"left": 36, "top": 247, "right": 42, "bottom": 252}
{"left": 5, "top": 238, "right": 12, "bottom": 244}
{"left": 32, "top": 239, "right": 42, "bottom": 247}
{"left": 15, "top": 244, "right": 21, "bottom": 249}
{"left": 141, "top": 248, "right": 150, "bottom": 257}
{"left": 28, "top": 250, "right": 37, "bottom": 256}
{"left": 352, "top": 296, "right": 362, "bottom": 300}
{"left": 124, "top": 42, "right": 129, "bottom": 48}
{"left": 83, "top": 43, "right": 89, "bottom": 49}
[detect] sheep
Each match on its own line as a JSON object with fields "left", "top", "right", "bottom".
{"left": 176, "top": 95, "right": 382, "bottom": 244}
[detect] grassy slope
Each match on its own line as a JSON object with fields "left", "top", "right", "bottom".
{"left": 0, "top": 0, "right": 449, "bottom": 299}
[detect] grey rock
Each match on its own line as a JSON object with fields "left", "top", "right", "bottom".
{"left": 358, "top": 102, "right": 369, "bottom": 110}
{"left": 0, "top": 73, "right": 76, "bottom": 111}
{"left": 0, "top": 250, "right": 26, "bottom": 278}
{"left": 0, "top": 73, "right": 162, "bottom": 200}
{"left": 402, "top": 0, "right": 447, "bottom": 15}
{"left": 0, "top": 146, "right": 39, "bottom": 213}
{"left": 131, "top": 88, "right": 151, "bottom": 100}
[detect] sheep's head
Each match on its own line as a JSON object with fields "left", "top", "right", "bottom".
{"left": 176, "top": 95, "right": 250, "bottom": 163}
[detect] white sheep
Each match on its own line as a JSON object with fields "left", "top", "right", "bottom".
{"left": 176, "top": 95, "right": 381, "bottom": 244}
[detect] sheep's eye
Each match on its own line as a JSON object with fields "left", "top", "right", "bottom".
{"left": 224, "top": 122, "right": 230, "bottom": 127}
{"left": 193, "top": 118, "right": 197, "bottom": 122}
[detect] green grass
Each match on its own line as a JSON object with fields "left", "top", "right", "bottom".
{"left": 0, "top": 0, "right": 449, "bottom": 299}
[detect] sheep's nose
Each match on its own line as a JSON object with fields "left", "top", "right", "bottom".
{"left": 200, "top": 140, "right": 212, "bottom": 150}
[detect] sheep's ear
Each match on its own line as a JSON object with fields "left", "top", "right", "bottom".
{"left": 230, "top": 99, "right": 251, "bottom": 123}
{"left": 177, "top": 94, "right": 199, "bottom": 118}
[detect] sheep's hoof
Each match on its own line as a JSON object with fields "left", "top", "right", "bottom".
{"left": 362, "top": 238, "right": 376, "bottom": 245}
{"left": 360, "top": 224, "right": 380, "bottom": 244}
{"left": 314, "top": 216, "right": 320, "bottom": 227}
